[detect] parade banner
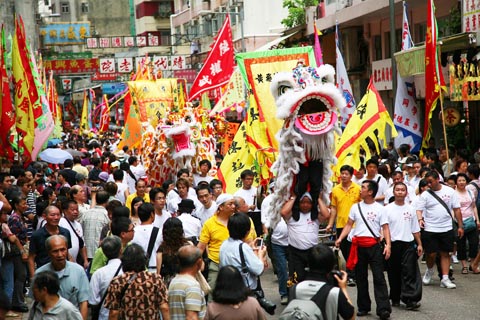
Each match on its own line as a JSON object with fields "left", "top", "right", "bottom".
{"left": 218, "top": 47, "right": 315, "bottom": 193}
{"left": 314, "top": 23, "right": 323, "bottom": 66}
{"left": 423, "top": 0, "right": 445, "bottom": 153}
{"left": 449, "top": 61, "right": 480, "bottom": 101}
{"left": 118, "top": 91, "right": 142, "bottom": 150}
{"left": 0, "top": 25, "right": 15, "bottom": 160}
{"left": 210, "top": 68, "right": 246, "bottom": 116}
{"left": 80, "top": 91, "right": 90, "bottom": 132}
{"left": 99, "top": 95, "right": 110, "bottom": 133}
{"left": 336, "top": 78, "right": 397, "bottom": 172}
{"left": 336, "top": 23, "right": 356, "bottom": 128}
{"left": 394, "top": 2, "right": 422, "bottom": 153}
{"left": 12, "top": 16, "right": 54, "bottom": 163}
{"left": 188, "top": 15, "right": 235, "bottom": 101}
{"left": 126, "top": 79, "right": 186, "bottom": 127}
{"left": 222, "top": 122, "right": 240, "bottom": 156}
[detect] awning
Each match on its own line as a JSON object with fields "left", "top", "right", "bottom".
{"left": 255, "top": 31, "right": 299, "bottom": 51}
{"left": 394, "top": 33, "right": 474, "bottom": 77}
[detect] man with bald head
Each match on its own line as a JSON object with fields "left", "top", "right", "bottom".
{"left": 168, "top": 245, "right": 206, "bottom": 319}
{"left": 34, "top": 235, "right": 89, "bottom": 320}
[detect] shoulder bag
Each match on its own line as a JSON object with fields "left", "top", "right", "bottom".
{"left": 426, "top": 189, "right": 458, "bottom": 234}
{"left": 357, "top": 203, "right": 386, "bottom": 251}
{"left": 90, "top": 263, "right": 122, "bottom": 320}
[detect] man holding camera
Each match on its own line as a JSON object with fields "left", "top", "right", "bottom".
{"left": 282, "top": 244, "right": 355, "bottom": 320}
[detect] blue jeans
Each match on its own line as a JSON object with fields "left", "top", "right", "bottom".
{"left": 1, "top": 258, "right": 14, "bottom": 301}
{"left": 271, "top": 243, "right": 288, "bottom": 297}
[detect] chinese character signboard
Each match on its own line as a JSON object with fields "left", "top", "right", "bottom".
{"left": 153, "top": 56, "right": 169, "bottom": 70}
{"left": 40, "top": 22, "right": 90, "bottom": 46}
{"left": 100, "top": 58, "right": 116, "bottom": 73}
{"left": 443, "top": 107, "right": 460, "bottom": 127}
{"left": 171, "top": 55, "right": 187, "bottom": 70}
{"left": 372, "top": 59, "right": 393, "bottom": 91}
{"left": 44, "top": 58, "right": 99, "bottom": 74}
{"left": 463, "top": 0, "right": 480, "bottom": 32}
{"left": 62, "top": 79, "right": 72, "bottom": 91}
{"left": 449, "top": 61, "right": 480, "bottom": 101}
{"left": 117, "top": 58, "right": 133, "bottom": 73}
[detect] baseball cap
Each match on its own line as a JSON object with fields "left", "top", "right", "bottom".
{"left": 98, "top": 172, "right": 109, "bottom": 182}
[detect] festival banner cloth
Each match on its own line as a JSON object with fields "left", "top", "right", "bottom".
{"left": 188, "top": 15, "right": 235, "bottom": 101}
{"left": 12, "top": 16, "right": 54, "bottom": 163}
{"left": 336, "top": 78, "right": 397, "bottom": 172}
{"left": 394, "top": 1, "right": 422, "bottom": 153}
{"left": 336, "top": 24, "right": 356, "bottom": 128}
{"left": 423, "top": 0, "right": 445, "bottom": 153}
{"left": 0, "top": 25, "right": 15, "bottom": 160}
{"left": 218, "top": 47, "right": 315, "bottom": 193}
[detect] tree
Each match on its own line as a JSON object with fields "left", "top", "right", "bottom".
{"left": 281, "top": 0, "right": 319, "bottom": 28}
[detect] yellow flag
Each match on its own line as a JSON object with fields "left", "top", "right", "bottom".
{"left": 80, "top": 91, "right": 89, "bottom": 132}
{"left": 335, "top": 78, "right": 397, "bottom": 171}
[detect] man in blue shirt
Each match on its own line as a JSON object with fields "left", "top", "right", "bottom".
{"left": 35, "top": 235, "right": 89, "bottom": 320}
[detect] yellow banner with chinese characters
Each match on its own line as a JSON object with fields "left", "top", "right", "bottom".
{"left": 218, "top": 47, "right": 315, "bottom": 193}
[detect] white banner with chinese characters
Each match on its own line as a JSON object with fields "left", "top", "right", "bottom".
{"left": 117, "top": 58, "right": 134, "bottom": 73}
{"left": 463, "top": 0, "right": 480, "bottom": 32}
{"left": 99, "top": 58, "right": 116, "bottom": 74}
{"left": 372, "top": 59, "right": 392, "bottom": 91}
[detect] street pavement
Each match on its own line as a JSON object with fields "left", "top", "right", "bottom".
{"left": 262, "top": 260, "right": 480, "bottom": 320}
{"left": 15, "top": 260, "right": 480, "bottom": 319}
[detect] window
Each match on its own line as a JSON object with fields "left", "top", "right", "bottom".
{"left": 373, "top": 35, "right": 382, "bottom": 60}
{"left": 81, "top": 2, "right": 89, "bottom": 13}
{"left": 61, "top": 2, "right": 69, "bottom": 13}
{"left": 159, "top": 30, "right": 171, "bottom": 46}
{"left": 384, "top": 31, "right": 390, "bottom": 59}
{"left": 415, "top": 23, "right": 426, "bottom": 44}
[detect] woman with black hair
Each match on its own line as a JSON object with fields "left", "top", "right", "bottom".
{"left": 205, "top": 265, "right": 265, "bottom": 320}
{"left": 130, "top": 197, "right": 144, "bottom": 226}
{"left": 156, "top": 217, "right": 190, "bottom": 285}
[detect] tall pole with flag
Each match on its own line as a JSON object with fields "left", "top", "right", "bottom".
{"left": 393, "top": 2, "right": 422, "bottom": 153}
{"left": 423, "top": 0, "right": 446, "bottom": 154}
{"left": 336, "top": 22, "right": 356, "bottom": 128}
{"left": 0, "top": 25, "right": 15, "bottom": 161}
{"left": 313, "top": 23, "right": 323, "bottom": 66}
{"left": 188, "top": 14, "right": 235, "bottom": 101}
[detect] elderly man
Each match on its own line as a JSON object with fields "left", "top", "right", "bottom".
{"left": 197, "top": 194, "right": 236, "bottom": 296}
{"left": 34, "top": 235, "right": 89, "bottom": 320}
{"left": 125, "top": 179, "right": 150, "bottom": 212}
{"left": 29, "top": 271, "right": 82, "bottom": 320}
{"left": 168, "top": 245, "right": 206, "bottom": 319}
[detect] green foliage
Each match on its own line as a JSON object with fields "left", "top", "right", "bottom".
{"left": 281, "top": 0, "right": 319, "bottom": 28}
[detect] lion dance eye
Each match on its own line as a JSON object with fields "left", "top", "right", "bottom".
{"left": 278, "top": 85, "right": 292, "bottom": 96}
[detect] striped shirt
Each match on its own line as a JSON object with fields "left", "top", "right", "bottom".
{"left": 168, "top": 274, "right": 206, "bottom": 320}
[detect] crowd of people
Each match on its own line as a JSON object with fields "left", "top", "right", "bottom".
{"left": 0, "top": 137, "right": 477, "bottom": 319}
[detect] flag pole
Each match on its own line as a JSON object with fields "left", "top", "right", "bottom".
{"left": 438, "top": 45, "right": 450, "bottom": 172}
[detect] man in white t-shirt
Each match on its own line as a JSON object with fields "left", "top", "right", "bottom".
{"left": 335, "top": 180, "right": 392, "bottom": 320}
{"left": 281, "top": 192, "right": 328, "bottom": 284}
{"left": 233, "top": 169, "right": 257, "bottom": 211}
{"left": 385, "top": 182, "right": 423, "bottom": 310}
{"left": 416, "top": 170, "right": 463, "bottom": 289}
{"left": 359, "top": 158, "right": 388, "bottom": 205}
{"left": 112, "top": 169, "right": 129, "bottom": 205}
{"left": 384, "top": 171, "right": 415, "bottom": 205}
{"left": 194, "top": 184, "right": 217, "bottom": 225}
{"left": 149, "top": 187, "right": 172, "bottom": 231}
{"left": 131, "top": 203, "right": 162, "bottom": 272}
{"left": 59, "top": 200, "right": 88, "bottom": 268}
{"left": 192, "top": 160, "right": 213, "bottom": 187}
{"left": 176, "top": 199, "right": 202, "bottom": 240}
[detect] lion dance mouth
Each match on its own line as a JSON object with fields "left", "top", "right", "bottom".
{"left": 294, "top": 94, "right": 338, "bottom": 135}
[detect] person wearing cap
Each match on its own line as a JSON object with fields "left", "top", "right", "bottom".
{"left": 280, "top": 191, "right": 329, "bottom": 284}
{"left": 198, "top": 193, "right": 236, "bottom": 297}
{"left": 98, "top": 172, "right": 109, "bottom": 186}
{"left": 176, "top": 199, "right": 201, "bottom": 241}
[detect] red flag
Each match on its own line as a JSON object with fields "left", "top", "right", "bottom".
{"left": 188, "top": 15, "right": 235, "bottom": 101}
{"left": 0, "top": 25, "right": 15, "bottom": 160}
{"left": 423, "top": 0, "right": 444, "bottom": 151}
{"left": 99, "top": 95, "right": 110, "bottom": 133}
{"left": 313, "top": 23, "right": 323, "bottom": 66}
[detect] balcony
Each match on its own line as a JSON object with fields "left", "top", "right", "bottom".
{"left": 172, "top": 1, "right": 210, "bottom": 28}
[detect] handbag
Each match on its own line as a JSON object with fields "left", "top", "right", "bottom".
{"left": 463, "top": 216, "right": 477, "bottom": 232}
{"left": 426, "top": 189, "right": 458, "bottom": 234}
{"left": 357, "top": 203, "right": 386, "bottom": 251}
{"left": 195, "top": 270, "right": 211, "bottom": 295}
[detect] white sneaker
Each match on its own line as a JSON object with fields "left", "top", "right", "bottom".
{"left": 440, "top": 278, "right": 456, "bottom": 289}
{"left": 451, "top": 255, "right": 459, "bottom": 264}
{"left": 423, "top": 269, "right": 434, "bottom": 285}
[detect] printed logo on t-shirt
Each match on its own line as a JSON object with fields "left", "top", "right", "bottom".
{"left": 441, "top": 194, "right": 451, "bottom": 204}
{"left": 366, "top": 211, "right": 377, "bottom": 222}
{"left": 403, "top": 211, "right": 413, "bottom": 221}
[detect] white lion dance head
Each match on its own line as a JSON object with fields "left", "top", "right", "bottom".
{"left": 267, "top": 62, "right": 346, "bottom": 228}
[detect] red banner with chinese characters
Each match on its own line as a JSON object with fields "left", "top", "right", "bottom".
{"left": 188, "top": 15, "right": 235, "bottom": 101}
{"left": 44, "top": 58, "right": 99, "bottom": 74}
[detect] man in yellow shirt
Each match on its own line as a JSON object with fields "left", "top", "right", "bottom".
{"left": 125, "top": 179, "right": 150, "bottom": 212}
{"left": 198, "top": 194, "right": 235, "bottom": 296}
{"left": 327, "top": 164, "right": 361, "bottom": 286}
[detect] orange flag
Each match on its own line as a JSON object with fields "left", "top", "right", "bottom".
{"left": 118, "top": 91, "right": 142, "bottom": 150}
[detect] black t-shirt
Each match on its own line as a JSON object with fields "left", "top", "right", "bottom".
{"left": 29, "top": 226, "right": 72, "bottom": 268}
